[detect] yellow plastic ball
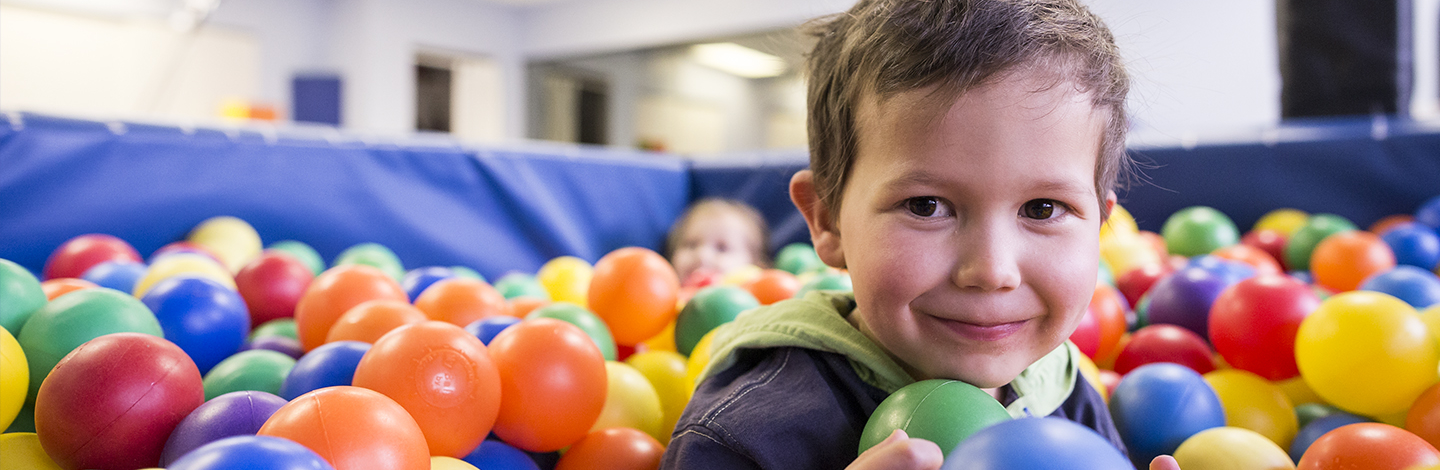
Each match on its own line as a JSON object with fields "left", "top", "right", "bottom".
{"left": 590, "top": 361, "right": 664, "bottom": 442}
{"left": 1296, "top": 291, "right": 1440, "bottom": 416}
{"left": 719, "top": 264, "right": 763, "bottom": 286}
{"left": 537, "top": 256, "right": 593, "bottom": 307}
{"left": 0, "top": 433, "right": 63, "bottom": 470}
{"left": 1422, "top": 305, "right": 1440, "bottom": 346}
{"left": 132, "top": 253, "right": 236, "bottom": 298}
{"left": 1275, "top": 376, "right": 1326, "bottom": 407}
{"left": 1100, "top": 233, "right": 1162, "bottom": 277}
{"left": 1253, "top": 209, "right": 1309, "bottom": 236}
{"left": 626, "top": 350, "right": 692, "bottom": 444}
{"left": 685, "top": 329, "right": 719, "bottom": 388}
{"left": 1172, "top": 427, "right": 1295, "bottom": 470}
{"left": 1204, "top": 369, "right": 1299, "bottom": 449}
{"left": 640, "top": 321, "right": 678, "bottom": 353}
{"left": 0, "top": 328, "right": 27, "bottom": 431}
{"left": 430, "top": 456, "right": 479, "bottom": 470}
{"left": 1100, "top": 203, "right": 1140, "bottom": 243}
{"left": 1075, "top": 352, "right": 1106, "bottom": 399}
{"left": 188, "top": 216, "right": 263, "bottom": 273}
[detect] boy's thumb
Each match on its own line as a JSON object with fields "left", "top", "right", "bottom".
{"left": 883, "top": 428, "right": 910, "bottom": 444}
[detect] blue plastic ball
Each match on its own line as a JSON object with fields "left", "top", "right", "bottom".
{"left": 1360, "top": 265, "right": 1440, "bottom": 308}
{"left": 1108, "top": 363, "right": 1225, "bottom": 468}
{"left": 465, "top": 316, "right": 523, "bottom": 345}
{"left": 401, "top": 266, "right": 457, "bottom": 301}
{"left": 1417, "top": 195, "right": 1440, "bottom": 229}
{"left": 169, "top": 435, "right": 334, "bottom": 470}
{"left": 462, "top": 439, "right": 540, "bottom": 470}
{"left": 80, "top": 260, "right": 147, "bottom": 293}
{"left": 1186, "top": 255, "right": 1257, "bottom": 286}
{"left": 141, "top": 276, "right": 251, "bottom": 374}
{"left": 941, "top": 417, "right": 1131, "bottom": 470}
{"left": 1288, "top": 412, "right": 1372, "bottom": 463}
{"left": 1381, "top": 222, "right": 1440, "bottom": 271}
{"left": 160, "top": 390, "right": 289, "bottom": 466}
{"left": 278, "top": 340, "right": 370, "bottom": 400}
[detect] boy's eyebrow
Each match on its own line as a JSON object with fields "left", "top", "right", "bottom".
{"left": 881, "top": 171, "right": 1095, "bottom": 200}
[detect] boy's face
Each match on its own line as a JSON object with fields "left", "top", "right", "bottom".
{"left": 797, "top": 74, "right": 1108, "bottom": 388}
{"left": 670, "top": 208, "right": 761, "bottom": 282}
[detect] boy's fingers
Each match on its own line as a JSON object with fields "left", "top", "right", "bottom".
{"left": 848, "top": 432, "right": 944, "bottom": 470}
{"left": 1149, "top": 455, "right": 1181, "bottom": 470}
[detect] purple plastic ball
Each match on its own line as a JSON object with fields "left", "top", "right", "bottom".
{"left": 243, "top": 335, "right": 304, "bottom": 359}
{"left": 1144, "top": 267, "right": 1230, "bottom": 341}
{"left": 159, "top": 390, "right": 289, "bottom": 466}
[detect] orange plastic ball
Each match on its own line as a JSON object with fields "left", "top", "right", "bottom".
{"left": 1296, "top": 423, "right": 1440, "bottom": 470}
{"left": 1210, "top": 244, "right": 1283, "bottom": 276}
{"left": 325, "top": 300, "right": 428, "bottom": 344}
{"left": 1311, "top": 231, "right": 1396, "bottom": 292}
{"left": 294, "top": 265, "right": 408, "bottom": 351}
{"left": 1370, "top": 214, "right": 1416, "bottom": 235}
{"left": 40, "top": 278, "right": 98, "bottom": 300}
{"left": 587, "top": 248, "right": 680, "bottom": 346}
{"left": 488, "top": 318, "right": 608, "bottom": 452}
{"left": 555, "top": 428, "right": 665, "bottom": 470}
{"left": 413, "top": 278, "right": 507, "bottom": 327}
{"left": 352, "top": 321, "right": 501, "bottom": 457}
{"left": 743, "top": 269, "right": 801, "bottom": 305}
{"left": 258, "top": 386, "right": 429, "bottom": 470}
{"left": 1090, "top": 283, "right": 1128, "bottom": 362}
{"left": 1410, "top": 383, "right": 1440, "bottom": 450}
{"left": 507, "top": 297, "right": 551, "bottom": 318}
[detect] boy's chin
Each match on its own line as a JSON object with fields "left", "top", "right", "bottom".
{"left": 920, "top": 362, "right": 1025, "bottom": 390}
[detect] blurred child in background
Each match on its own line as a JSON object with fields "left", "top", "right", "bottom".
{"left": 665, "top": 199, "right": 771, "bottom": 284}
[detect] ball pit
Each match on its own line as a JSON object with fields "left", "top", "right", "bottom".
{"left": 352, "top": 321, "right": 501, "bottom": 457}
{"left": 35, "top": 333, "right": 204, "bottom": 470}
{"left": 859, "top": 379, "right": 1011, "bottom": 457}
{"left": 160, "top": 390, "right": 289, "bottom": 466}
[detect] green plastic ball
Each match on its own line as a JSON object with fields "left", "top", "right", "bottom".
{"left": 526, "top": 302, "right": 617, "bottom": 360}
{"left": 795, "top": 272, "right": 853, "bottom": 298}
{"left": 494, "top": 273, "right": 551, "bottom": 300}
{"left": 266, "top": 241, "right": 326, "bottom": 277}
{"left": 16, "top": 289, "right": 163, "bottom": 405}
{"left": 1294, "top": 403, "right": 1346, "bottom": 429}
{"left": 675, "top": 286, "right": 760, "bottom": 356}
{"left": 1283, "top": 214, "right": 1357, "bottom": 271}
{"left": 859, "top": 379, "right": 1011, "bottom": 455}
{"left": 0, "top": 259, "right": 47, "bottom": 335}
{"left": 1098, "top": 258, "right": 1115, "bottom": 287}
{"left": 202, "top": 349, "right": 297, "bottom": 400}
{"left": 333, "top": 243, "right": 404, "bottom": 281}
{"left": 248, "top": 318, "right": 298, "bottom": 341}
{"left": 1161, "top": 206, "right": 1240, "bottom": 257}
{"left": 775, "top": 243, "right": 826, "bottom": 275}
{"left": 448, "top": 266, "right": 485, "bottom": 282}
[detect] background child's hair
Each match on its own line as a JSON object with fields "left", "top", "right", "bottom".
{"left": 804, "top": 0, "right": 1132, "bottom": 221}
{"left": 665, "top": 198, "right": 772, "bottom": 268}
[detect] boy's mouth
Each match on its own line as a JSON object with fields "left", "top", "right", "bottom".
{"left": 936, "top": 317, "right": 1029, "bottom": 342}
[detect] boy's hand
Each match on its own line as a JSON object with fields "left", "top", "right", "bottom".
{"left": 846, "top": 429, "right": 944, "bottom": 470}
{"left": 1149, "top": 455, "right": 1181, "bottom": 470}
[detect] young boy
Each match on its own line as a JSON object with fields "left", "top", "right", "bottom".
{"left": 661, "top": 0, "right": 1178, "bottom": 468}
{"left": 666, "top": 198, "right": 771, "bottom": 283}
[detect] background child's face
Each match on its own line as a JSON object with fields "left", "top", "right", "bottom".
{"left": 670, "top": 208, "right": 761, "bottom": 281}
{"left": 831, "top": 75, "right": 1106, "bottom": 388}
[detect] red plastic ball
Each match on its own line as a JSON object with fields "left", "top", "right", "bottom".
{"left": 1113, "top": 324, "right": 1216, "bottom": 376}
{"left": 1296, "top": 423, "right": 1440, "bottom": 469}
{"left": 42, "top": 234, "right": 142, "bottom": 281}
{"left": 1409, "top": 383, "right": 1440, "bottom": 450}
{"left": 1209, "top": 274, "right": 1320, "bottom": 380}
{"left": 588, "top": 248, "right": 680, "bottom": 346}
{"left": 489, "top": 318, "right": 608, "bottom": 452}
{"left": 236, "top": 251, "right": 315, "bottom": 326}
{"left": 35, "top": 333, "right": 204, "bottom": 470}
{"left": 352, "top": 321, "right": 502, "bottom": 458}
{"left": 1116, "top": 263, "right": 1172, "bottom": 309}
{"left": 1069, "top": 306, "right": 1101, "bottom": 359}
{"left": 555, "top": 428, "right": 665, "bottom": 470}
{"left": 258, "top": 386, "right": 429, "bottom": 470}
{"left": 1242, "top": 229, "right": 1289, "bottom": 271}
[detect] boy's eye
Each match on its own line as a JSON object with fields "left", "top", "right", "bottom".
{"left": 906, "top": 197, "right": 942, "bottom": 217}
{"left": 1021, "top": 199, "right": 1059, "bottom": 220}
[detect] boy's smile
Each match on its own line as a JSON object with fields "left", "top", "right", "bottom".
{"left": 796, "top": 70, "right": 1111, "bottom": 389}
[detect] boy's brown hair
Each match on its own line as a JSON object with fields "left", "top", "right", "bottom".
{"left": 805, "top": 0, "right": 1131, "bottom": 221}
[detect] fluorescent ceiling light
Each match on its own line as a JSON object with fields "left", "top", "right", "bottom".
{"left": 690, "top": 43, "right": 787, "bottom": 79}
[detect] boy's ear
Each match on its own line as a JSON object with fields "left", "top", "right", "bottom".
{"left": 790, "top": 170, "right": 846, "bottom": 269}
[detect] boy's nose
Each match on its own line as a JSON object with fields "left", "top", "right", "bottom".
{"left": 951, "top": 226, "right": 1022, "bottom": 291}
